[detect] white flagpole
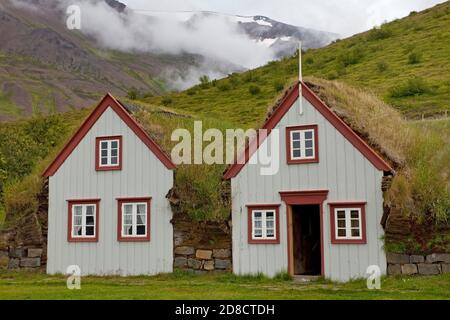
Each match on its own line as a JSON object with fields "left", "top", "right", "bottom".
{"left": 299, "top": 41, "right": 304, "bottom": 115}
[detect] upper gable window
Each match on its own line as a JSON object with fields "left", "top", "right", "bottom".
{"left": 286, "top": 125, "right": 319, "bottom": 164}
{"left": 96, "top": 136, "right": 122, "bottom": 171}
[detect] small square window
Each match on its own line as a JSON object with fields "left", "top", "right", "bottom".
{"left": 118, "top": 198, "right": 151, "bottom": 242}
{"left": 248, "top": 206, "right": 280, "bottom": 244}
{"left": 96, "top": 136, "right": 122, "bottom": 171}
{"left": 286, "top": 125, "right": 318, "bottom": 164}
{"left": 330, "top": 203, "right": 366, "bottom": 244}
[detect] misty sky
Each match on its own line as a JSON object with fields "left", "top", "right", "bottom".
{"left": 121, "top": 0, "right": 446, "bottom": 36}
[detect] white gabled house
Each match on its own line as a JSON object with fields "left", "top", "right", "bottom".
{"left": 43, "top": 94, "right": 176, "bottom": 276}
{"left": 224, "top": 82, "right": 394, "bottom": 282}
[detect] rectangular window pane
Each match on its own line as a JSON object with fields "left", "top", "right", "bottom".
{"left": 111, "top": 149, "right": 118, "bottom": 157}
{"left": 293, "top": 149, "right": 301, "bottom": 158}
{"left": 101, "top": 150, "right": 108, "bottom": 157}
{"left": 124, "top": 215, "right": 132, "bottom": 225}
{"left": 338, "top": 229, "right": 346, "bottom": 237}
{"left": 86, "top": 206, "right": 94, "bottom": 216}
{"left": 351, "top": 229, "right": 360, "bottom": 237}
{"left": 254, "top": 211, "right": 262, "bottom": 218}
{"left": 351, "top": 210, "right": 360, "bottom": 219}
{"left": 293, "top": 141, "right": 301, "bottom": 148}
{"left": 124, "top": 225, "right": 132, "bottom": 235}
{"left": 337, "top": 219, "right": 346, "bottom": 228}
{"left": 101, "top": 158, "right": 108, "bottom": 165}
{"left": 305, "top": 131, "right": 313, "bottom": 139}
{"left": 74, "top": 206, "right": 82, "bottom": 216}
{"left": 124, "top": 205, "right": 133, "bottom": 215}
{"left": 111, "top": 141, "right": 118, "bottom": 149}
{"left": 111, "top": 157, "right": 118, "bottom": 165}
{"left": 351, "top": 220, "right": 360, "bottom": 228}
{"left": 85, "top": 226, "right": 94, "bottom": 236}
{"left": 266, "top": 229, "right": 274, "bottom": 237}
{"left": 254, "top": 229, "right": 262, "bottom": 237}
{"left": 305, "top": 140, "right": 313, "bottom": 148}
{"left": 86, "top": 215, "right": 94, "bottom": 226}
{"left": 137, "top": 214, "right": 146, "bottom": 225}
{"left": 337, "top": 211, "right": 346, "bottom": 219}
{"left": 101, "top": 142, "right": 108, "bottom": 149}
{"left": 254, "top": 221, "right": 262, "bottom": 228}
{"left": 74, "top": 226, "right": 82, "bottom": 236}
{"left": 136, "top": 225, "right": 146, "bottom": 235}
{"left": 292, "top": 132, "right": 300, "bottom": 140}
{"left": 305, "top": 149, "right": 314, "bottom": 157}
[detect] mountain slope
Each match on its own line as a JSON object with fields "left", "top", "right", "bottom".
{"left": 302, "top": 1, "right": 450, "bottom": 118}
{"left": 0, "top": 0, "right": 223, "bottom": 120}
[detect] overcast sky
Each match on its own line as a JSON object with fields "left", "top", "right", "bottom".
{"left": 121, "top": 0, "right": 445, "bottom": 36}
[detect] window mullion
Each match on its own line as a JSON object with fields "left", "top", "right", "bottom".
{"left": 133, "top": 204, "right": 137, "bottom": 236}
{"left": 262, "top": 211, "right": 267, "bottom": 239}
{"left": 82, "top": 205, "right": 86, "bottom": 237}
{"left": 300, "top": 132, "right": 306, "bottom": 156}
{"left": 345, "top": 209, "right": 351, "bottom": 239}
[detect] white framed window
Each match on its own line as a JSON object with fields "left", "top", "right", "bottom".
{"left": 290, "top": 129, "right": 315, "bottom": 160}
{"left": 286, "top": 125, "right": 318, "bottom": 164}
{"left": 68, "top": 201, "right": 99, "bottom": 241}
{"left": 100, "top": 139, "right": 120, "bottom": 166}
{"left": 252, "top": 210, "right": 276, "bottom": 240}
{"left": 117, "top": 198, "right": 151, "bottom": 241}
{"left": 334, "top": 208, "right": 362, "bottom": 240}
{"left": 96, "top": 136, "right": 122, "bottom": 170}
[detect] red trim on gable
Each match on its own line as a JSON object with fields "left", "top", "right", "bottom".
{"left": 329, "top": 202, "right": 367, "bottom": 245}
{"left": 223, "top": 82, "right": 393, "bottom": 179}
{"left": 67, "top": 199, "right": 100, "bottom": 243}
{"left": 246, "top": 204, "right": 281, "bottom": 245}
{"left": 286, "top": 124, "right": 319, "bottom": 164}
{"left": 95, "top": 136, "right": 123, "bottom": 171}
{"left": 117, "top": 197, "right": 151, "bottom": 242}
{"left": 43, "top": 94, "right": 175, "bottom": 177}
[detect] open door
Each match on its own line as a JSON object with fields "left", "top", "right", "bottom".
{"left": 292, "top": 205, "right": 321, "bottom": 275}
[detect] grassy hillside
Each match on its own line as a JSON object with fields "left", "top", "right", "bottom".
{"left": 302, "top": 1, "right": 450, "bottom": 118}
{"left": 143, "top": 2, "right": 450, "bottom": 120}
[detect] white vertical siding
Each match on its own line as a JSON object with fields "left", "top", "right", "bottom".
{"left": 231, "top": 97, "right": 386, "bottom": 281}
{"left": 47, "top": 107, "right": 174, "bottom": 276}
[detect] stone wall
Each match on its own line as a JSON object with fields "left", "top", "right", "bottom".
{"left": 172, "top": 214, "right": 232, "bottom": 273}
{"left": 387, "top": 253, "right": 450, "bottom": 276}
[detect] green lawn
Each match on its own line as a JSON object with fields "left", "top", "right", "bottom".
{"left": 0, "top": 270, "right": 449, "bottom": 300}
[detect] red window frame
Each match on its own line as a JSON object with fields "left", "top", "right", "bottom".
{"left": 95, "top": 136, "right": 123, "bottom": 171}
{"left": 329, "top": 202, "right": 367, "bottom": 244}
{"left": 286, "top": 124, "right": 319, "bottom": 164}
{"left": 67, "top": 199, "right": 100, "bottom": 242}
{"left": 117, "top": 197, "right": 151, "bottom": 242}
{"left": 247, "top": 204, "right": 281, "bottom": 244}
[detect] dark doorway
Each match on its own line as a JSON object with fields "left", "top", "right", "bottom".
{"left": 292, "top": 205, "right": 321, "bottom": 275}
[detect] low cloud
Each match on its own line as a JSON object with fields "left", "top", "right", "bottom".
{"left": 59, "top": 0, "right": 274, "bottom": 69}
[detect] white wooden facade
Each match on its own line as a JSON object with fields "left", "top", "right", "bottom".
{"left": 225, "top": 83, "right": 392, "bottom": 282}
{"left": 45, "top": 95, "right": 175, "bottom": 276}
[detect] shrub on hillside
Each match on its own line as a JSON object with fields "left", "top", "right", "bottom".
{"left": 337, "top": 46, "right": 364, "bottom": 67}
{"left": 389, "top": 77, "right": 431, "bottom": 98}
{"left": 408, "top": 51, "right": 423, "bottom": 64}
{"left": 217, "top": 82, "right": 231, "bottom": 91}
{"left": 127, "top": 88, "right": 139, "bottom": 100}
{"left": 161, "top": 97, "right": 173, "bottom": 106}
{"left": 273, "top": 81, "right": 284, "bottom": 92}
{"left": 377, "top": 60, "right": 389, "bottom": 73}
{"left": 367, "top": 26, "right": 392, "bottom": 41}
{"left": 199, "top": 75, "right": 210, "bottom": 88}
{"left": 326, "top": 71, "right": 339, "bottom": 80}
{"left": 186, "top": 88, "right": 197, "bottom": 96}
{"left": 249, "top": 85, "right": 261, "bottom": 95}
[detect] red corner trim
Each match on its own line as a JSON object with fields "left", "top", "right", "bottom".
{"left": 117, "top": 197, "right": 151, "bottom": 242}
{"left": 329, "top": 202, "right": 367, "bottom": 245}
{"left": 95, "top": 136, "right": 123, "bottom": 171}
{"left": 43, "top": 93, "right": 175, "bottom": 177}
{"left": 246, "top": 204, "right": 281, "bottom": 244}
{"left": 67, "top": 199, "right": 100, "bottom": 243}
{"left": 223, "top": 82, "right": 393, "bottom": 179}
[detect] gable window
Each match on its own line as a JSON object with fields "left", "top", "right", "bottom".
{"left": 67, "top": 199, "right": 100, "bottom": 242}
{"left": 286, "top": 125, "right": 319, "bottom": 164}
{"left": 117, "top": 197, "right": 151, "bottom": 241}
{"left": 329, "top": 202, "right": 367, "bottom": 244}
{"left": 247, "top": 205, "right": 280, "bottom": 244}
{"left": 95, "top": 136, "right": 122, "bottom": 171}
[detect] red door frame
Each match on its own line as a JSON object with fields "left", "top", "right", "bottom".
{"left": 279, "top": 190, "right": 329, "bottom": 276}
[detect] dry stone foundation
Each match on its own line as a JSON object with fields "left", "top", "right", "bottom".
{"left": 172, "top": 214, "right": 232, "bottom": 273}
{"left": 387, "top": 253, "right": 450, "bottom": 276}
